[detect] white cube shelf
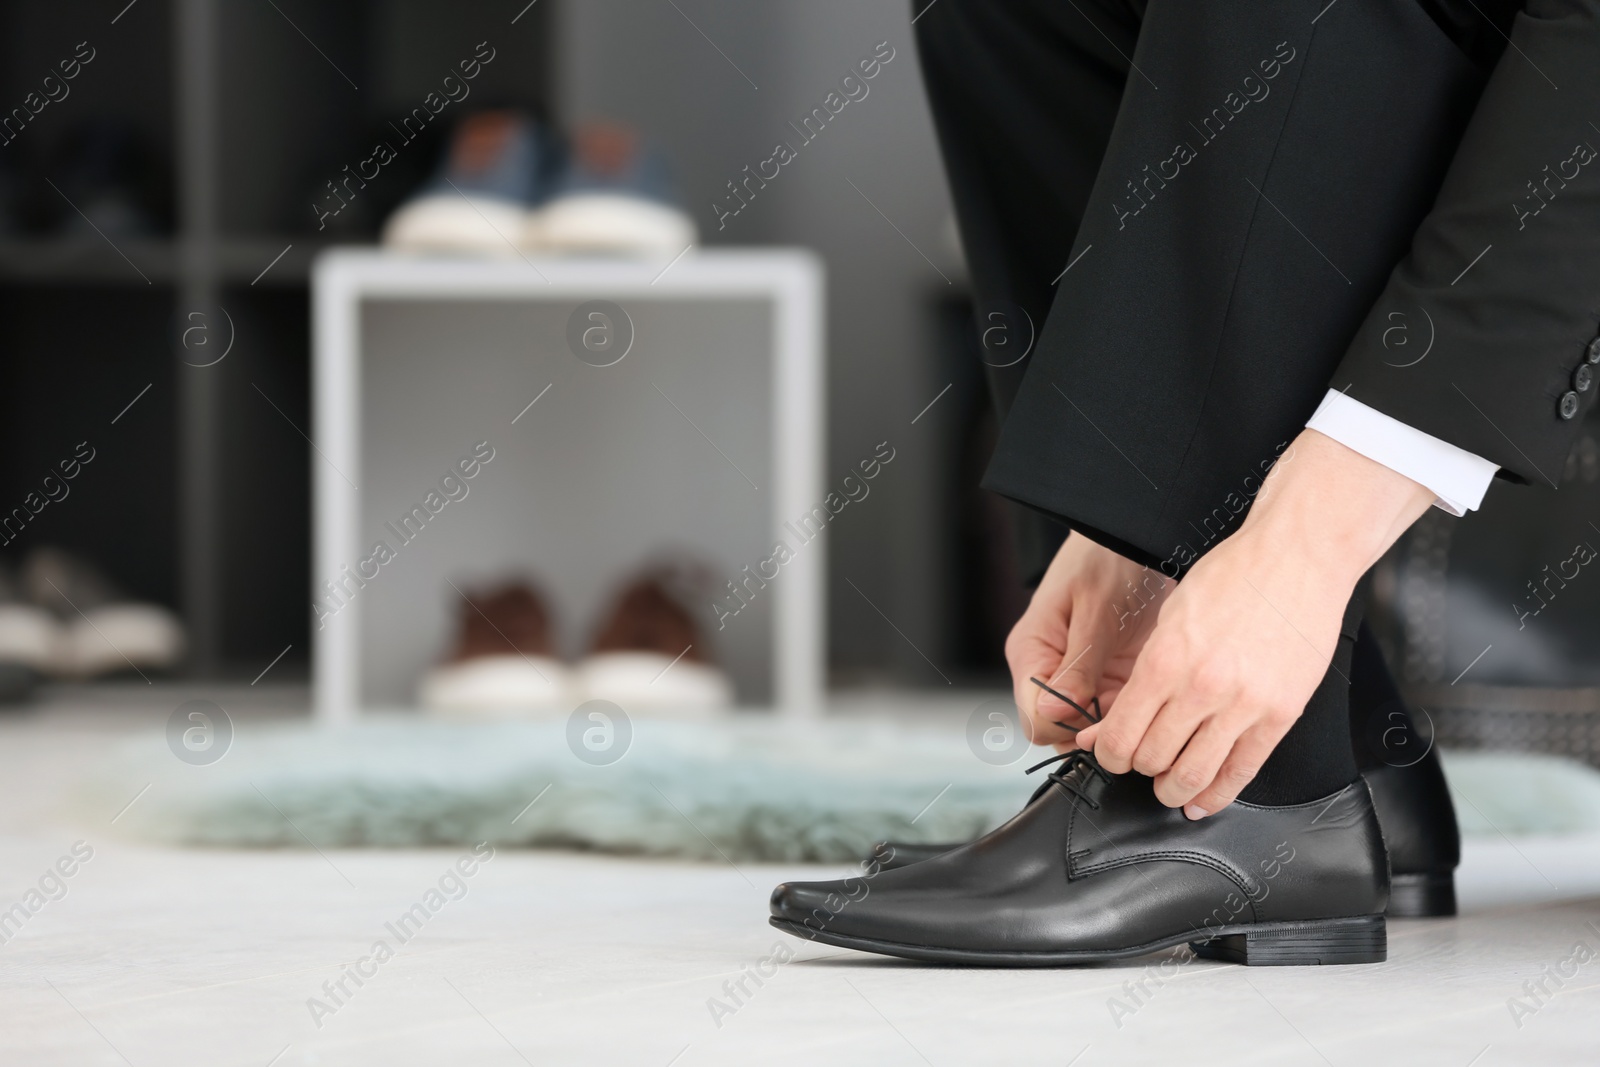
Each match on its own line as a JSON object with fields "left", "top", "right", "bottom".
{"left": 311, "top": 249, "right": 825, "bottom": 723}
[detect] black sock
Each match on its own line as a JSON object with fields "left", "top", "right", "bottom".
{"left": 1235, "top": 592, "right": 1364, "bottom": 806}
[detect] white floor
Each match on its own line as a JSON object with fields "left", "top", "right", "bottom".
{"left": 1, "top": 696, "right": 1597, "bottom": 1066}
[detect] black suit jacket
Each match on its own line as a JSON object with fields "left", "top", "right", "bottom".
{"left": 1336, "top": 0, "right": 1600, "bottom": 488}
{"left": 982, "top": 0, "right": 1600, "bottom": 569}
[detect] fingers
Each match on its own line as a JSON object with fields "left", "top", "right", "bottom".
{"left": 1009, "top": 605, "right": 1110, "bottom": 750}
{"left": 1149, "top": 715, "right": 1236, "bottom": 809}
{"left": 1027, "top": 620, "right": 1111, "bottom": 742}
{"left": 1174, "top": 722, "right": 1285, "bottom": 819}
{"left": 1128, "top": 658, "right": 1237, "bottom": 779}
{"left": 1035, "top": 647, "right": 1106, "bottom": 721}
{"left": 1130, "top": 702, "right": 1213, "bottom": 781}
{"left": 1008, "top": 633, "right": 1067, "bottom": 748}
{"left": 1082, "top": 649, "right": 1169, "bottom": 774}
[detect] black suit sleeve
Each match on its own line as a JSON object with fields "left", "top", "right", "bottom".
{"left": 1331, "top": 0, "right": 1600, "bottom": 489}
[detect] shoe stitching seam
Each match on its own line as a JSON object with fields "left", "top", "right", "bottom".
{"left": 1070, "top": 849, "right": 1268, "bottom": 924}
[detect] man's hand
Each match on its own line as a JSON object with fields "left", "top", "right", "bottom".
{"left": 1074, "top": 429, "right": 1435, "bottom": 817}
{"left": 1005, "top": 532, "right": 1172, "bottom": 749}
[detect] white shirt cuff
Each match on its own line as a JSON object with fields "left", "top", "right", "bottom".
{"left": 1306, "top": 389, "right": 1499, "bottom": 516}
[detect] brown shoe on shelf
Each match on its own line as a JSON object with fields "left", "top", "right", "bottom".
{"left": 420, "top": 581, "right": 574, "bottom": 718}
{"left": 576, "top": 570, "right": 732, "bottom": 714}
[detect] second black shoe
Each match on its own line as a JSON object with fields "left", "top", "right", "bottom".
{"left": 774, "top": 752, "right": 1389, "bottom": 967}
{"left": 1349, "top": 619, "right": 1460, "bottom": 917}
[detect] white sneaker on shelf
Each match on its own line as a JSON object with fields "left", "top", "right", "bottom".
{"left": 530, "top": 123, "right": 697, "bottom": 257}
{"left": 382, "top": 111, "right": 553, "bottom": 257}
{"left": 535, "top": 192, "right": 696, "bottom": 257}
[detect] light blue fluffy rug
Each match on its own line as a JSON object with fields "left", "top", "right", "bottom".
{"left": 79, "top": 716, "right": 1600, "bottom": 862}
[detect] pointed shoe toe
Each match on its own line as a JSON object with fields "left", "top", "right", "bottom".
{"left": 768, "top": 881, "right": 828, "bottom": 925}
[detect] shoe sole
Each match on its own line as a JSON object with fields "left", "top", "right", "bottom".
{"left": 770, "top": 913, "right": 1386, "bottom": 967}
{"left": 1388, "top": 872, "right": 1456, "bottom": 918}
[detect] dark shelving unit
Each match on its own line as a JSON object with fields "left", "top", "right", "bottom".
{"left": 0, "top": 0, "right": 554, "bottom": 678}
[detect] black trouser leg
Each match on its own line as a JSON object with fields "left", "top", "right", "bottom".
{"left": 915, "top": 0, "right": 1476, "bottom": 803}
{"left": 939, "top": 0, "right": 1485, "bottom": 569}
{"left": 914, "top": 0, "right": 1137, "bottom": 428}
{"left": 914, "top": 0, "right": 1135, "bottom": 583}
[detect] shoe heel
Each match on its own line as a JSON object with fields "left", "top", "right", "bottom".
{"left": 1387, "top": 872, "right": 1456, "bottom": 918}
{"left": 1190, "top": 915, "right": 1386, "bottom": 966}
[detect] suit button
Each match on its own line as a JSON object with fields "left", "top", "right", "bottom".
{"left": 1560, "top": 391, "right": 1581, "bottom": 420}
{"left": 1588, "top": 337, "right": 1600, "bottom": 364}
{"left": 1578, "top": 365, "right": 1596, "bottom": 393}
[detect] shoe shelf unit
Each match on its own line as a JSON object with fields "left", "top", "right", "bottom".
{"left": 0, "top": 0, "right": 553, "bottom": 682}
{"left": 312, "top": 249, "right": 825, "bottom": 723}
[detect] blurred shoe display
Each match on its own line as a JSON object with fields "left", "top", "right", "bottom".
{"left": 64, "top": 604, "right": 186, "bottom": 679}
{"left": 420, "top": 581, "right": 574, "bottom": 717}
{"left": 381, "top": 110, "right": 552, "bottom": 256}
{"left": 381, "top": 115, "right": 694, "bottom": 258}
{"left": 532, "top": 122, "right": 696, "bottom": 256}
{"left": 21, "top": 547, "right": 184, "bottom": 678}
{"left": 48, "top": 120, "right": 165, "bottom": 238}
{"left": 22, "top": 545, "right": 118, "bottom": 611}
{"left": 575, "top": 569, "right": 731, "bottom": 713}
{"left": 0, "top": 564, "right": 60, "bottom": 703}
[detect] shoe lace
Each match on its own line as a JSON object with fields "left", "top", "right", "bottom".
{"left": 1026, "top": 749, "right": 1111, "bottom": 809}
{"left": 1024, "top": 676, "right": 1110, "bottom": 809}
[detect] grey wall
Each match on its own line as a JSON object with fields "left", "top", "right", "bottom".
{"left": 356, "top": 298, "right": 777, "bottom": 706}
{"left": 554, "top": 0, "right": 963, "bottom": 686}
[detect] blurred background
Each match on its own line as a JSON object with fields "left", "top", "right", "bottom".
{"left": 0, "top": 0, "right": 1595, "bottom": 765}
{"left": 2, "top": 4, "right": 1600, "bottom": 1063}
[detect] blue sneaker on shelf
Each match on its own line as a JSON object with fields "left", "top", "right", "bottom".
{"left": 532, "top": 122, "right": 696, "bottom": 257}
{"left": 382, "top": 110, "right": 552, "bottom": 256}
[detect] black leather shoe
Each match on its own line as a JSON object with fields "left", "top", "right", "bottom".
{"left": 869, "top": 728, "right": 1460, "bottom": 919}
{"left": 775, "top": 752, "right": 1389, "bottom": 967}
{"left": 1348, "top": 620, "right": 1460, "bottom": 917}
{"left": 1364, "top": 754, "right": 1458, "bottom": 917}
{"left": 870, "top": 840, "right": 954, "bottom": 870}
{"left": 868, "top": 746, "right": 1457, "bottom": 918}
